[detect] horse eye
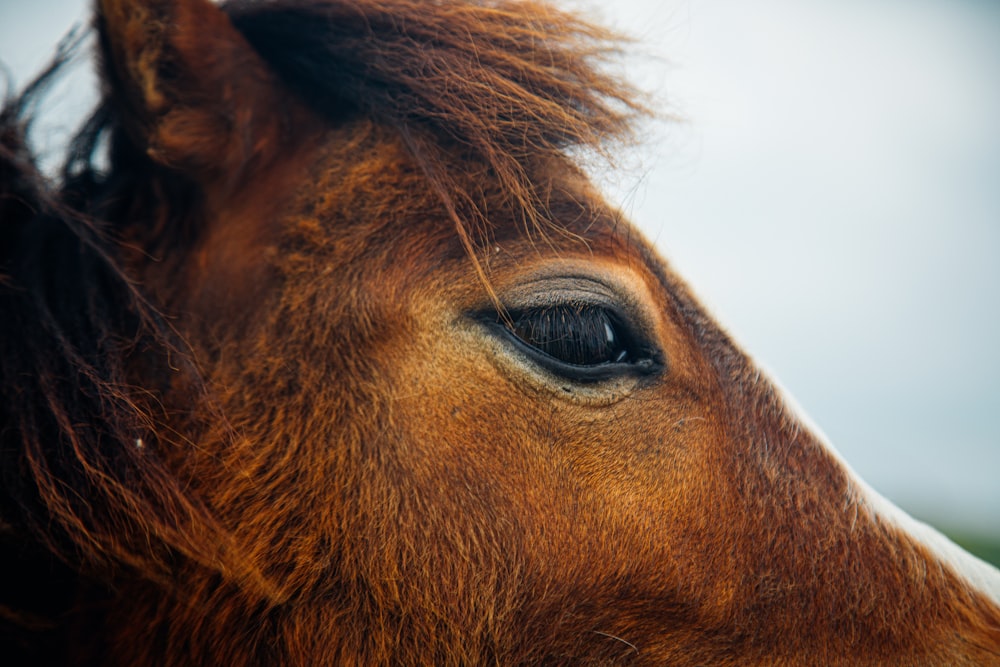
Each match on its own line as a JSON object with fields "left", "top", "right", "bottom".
{"left": 507, "top": 305, "right": 630, "bottom": 367}
{"left": 485, "top": 303, "right": 663, "bottom": 383}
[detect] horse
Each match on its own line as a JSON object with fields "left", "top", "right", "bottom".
{"left": 1, "top": 0, "right": 998, "bottom": 663}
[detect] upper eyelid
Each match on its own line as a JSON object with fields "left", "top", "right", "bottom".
{"left": 493, "top": 281, "right": 618, "bottom": 311}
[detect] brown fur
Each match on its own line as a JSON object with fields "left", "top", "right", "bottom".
{"left": 1, "top": 0, "right": 998, "bottom": 664}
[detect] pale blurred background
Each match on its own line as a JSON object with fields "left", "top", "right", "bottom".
{"left": 2, "top": 0, "right": 998, "bottom": 555}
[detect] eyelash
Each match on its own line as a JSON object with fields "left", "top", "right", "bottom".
{"left": 487, "top": 303, "right": 663, "bottom": 383}
{"left": 506, "top": 305, "right": 631, "bottom": 367}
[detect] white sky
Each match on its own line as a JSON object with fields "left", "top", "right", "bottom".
{"left": 2, "top": 0, "right": 998, "bottom": 534}
{"left": 599, "top": 0, "right": 1000, "bottom": 534}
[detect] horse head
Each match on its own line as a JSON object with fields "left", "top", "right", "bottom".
{"left": 1, "top": 0, "right": 998, "bottom": 663}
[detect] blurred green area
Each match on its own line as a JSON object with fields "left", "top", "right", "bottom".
{"left": 947, "top": 531, "right": 1000, "bottom": 569}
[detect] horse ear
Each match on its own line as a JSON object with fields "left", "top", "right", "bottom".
{"left": 97, "top": 0, "right": 284, "bottom": 179}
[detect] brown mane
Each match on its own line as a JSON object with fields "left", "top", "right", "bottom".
{"left": 225, "top": 0, "right": 647, "bottom": 288}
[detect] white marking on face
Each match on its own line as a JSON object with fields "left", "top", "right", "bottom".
{"left": 761, "top": 364, "right": 1000, "bottom": 608}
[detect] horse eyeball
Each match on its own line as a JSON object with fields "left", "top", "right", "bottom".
{"left": 503, "top": 305, "right": 644, "bottom": 371}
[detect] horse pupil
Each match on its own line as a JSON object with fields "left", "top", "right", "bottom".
{"left": 510, "top": 306, "right": 628, "bottom": 367}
